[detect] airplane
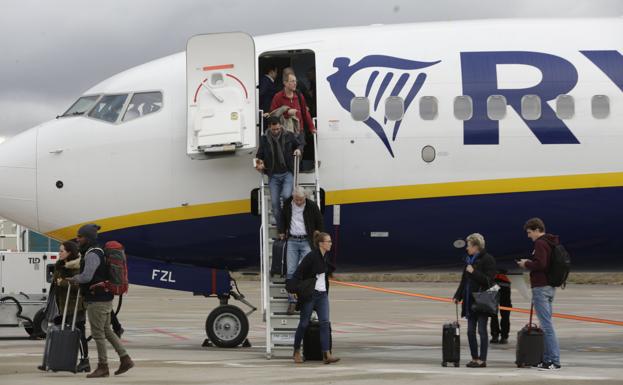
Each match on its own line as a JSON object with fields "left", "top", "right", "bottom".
{"left": 0, "top": 18, "right": 621, "bottom": 348}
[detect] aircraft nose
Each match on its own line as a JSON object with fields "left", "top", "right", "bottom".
{"left": 0, "top": 128, "right": 39, "bottom": 230}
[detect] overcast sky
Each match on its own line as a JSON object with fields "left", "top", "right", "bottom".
{"left": 0, "top": 0, "right": 620, "bottom": 139}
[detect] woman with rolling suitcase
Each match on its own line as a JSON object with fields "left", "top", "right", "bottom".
{"left": 453, "top": 233, "right": 496, "bottom": 368}
{"left": 38, "top": 241, "right": 90, "bottom": 373}
{"left": 288, "top": 231, "right": 339, "bottom": 364}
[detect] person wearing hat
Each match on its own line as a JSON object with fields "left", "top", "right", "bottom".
{"left": 68, "top": 224, "right": 134, "bottom": 378}
{"left": 255, "top": 116, "right": 304, "bottom": 231}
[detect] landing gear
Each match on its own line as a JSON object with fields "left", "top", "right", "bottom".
{"left": 205, "top": 305, "right": 249, "bottom": 348}
{"left": 202, "top": 276, "right": 256, "bottom": 348}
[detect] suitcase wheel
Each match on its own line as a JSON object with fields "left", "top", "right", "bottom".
{"left": 454, "top": 362, "right": 460, "bottom": 367}
{"left": 441, "top": 361, "right": 447, "bottom": 367}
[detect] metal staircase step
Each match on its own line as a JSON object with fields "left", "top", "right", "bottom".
{"left": 270, "top": 330, "right": 295, "bottom": 346}
{"left": 270, "top": 314, "right": 299, "bottom": 329}
{"left": 269, "top": 284, "right": 289, "bottom": 299}
{"left": 269, "top": 299, "right": 290, "bottom": 314}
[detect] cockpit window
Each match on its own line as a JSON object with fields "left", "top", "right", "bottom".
{"left": 62, "top": 95, "right": 100, "bottom": 117}
{"left": 88, "top": 94, "right": 129, "bottom": 123}
{"left": 122, "top": 92, "right": 163, "bottom": 122}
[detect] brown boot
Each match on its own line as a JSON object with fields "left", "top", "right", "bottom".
{"left": 114, "top": 355, "right": 134, "bottom": 375}
{"left": 86, "top": 363, "right": 109, "bottom": 378}
{"left": 286, "top": 303, "right": 297, "bottom": 315}
{"left": 323, "top": 351, "right": 340, "bottom": 364}
{"left": 293, "top": 349, "right": 304, "bottom": 364}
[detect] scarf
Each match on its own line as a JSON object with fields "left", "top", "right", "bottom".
{"left": 464, "top": 253, "right": 479, "bottom": 318}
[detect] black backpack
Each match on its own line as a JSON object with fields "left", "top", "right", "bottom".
{"left": 545, "top": 240, "right": 571, "bottom": 288}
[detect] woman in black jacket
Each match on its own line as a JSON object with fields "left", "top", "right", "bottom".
{"left": 453, "top": 233, "right": 496, "bottom": 368}
{"left": 289, "top": 231, "right": 340, "bottom": 364}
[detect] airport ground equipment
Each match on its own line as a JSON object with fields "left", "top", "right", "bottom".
{"left": 253, "top": 131, "right": 324, "bottom": 359}
{"left": 0, "top": 252, "right": 55, "bottom": 337}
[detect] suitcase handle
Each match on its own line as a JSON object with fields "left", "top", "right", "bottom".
{"left": 455, "top": 302, "right": 459, "bottom": 323}
{"left": 60, "top": 285, "right": 81, "bottom": 331}
{"left": 70, "top": 288, "right": 81, "bottom": 331}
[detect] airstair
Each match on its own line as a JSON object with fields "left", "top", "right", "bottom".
{"left": 258, "top": 131, "right": 322, "bottom": 359}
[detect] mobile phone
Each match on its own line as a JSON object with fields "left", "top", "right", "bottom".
{"left": 253, "top": 158, "right": 259, "bottom": 167}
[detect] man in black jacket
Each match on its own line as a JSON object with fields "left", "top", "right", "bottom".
{"left": 69, "top": 224, "right": 133, "bottom": 378}
{"left": 279, "top": 186, "right": 323, "bottom": 314}
{"left": 255, "top": 116, "right": 304, "bottom": 230}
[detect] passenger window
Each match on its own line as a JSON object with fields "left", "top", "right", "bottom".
{"left": 385, "top": 96, "right": 404, "bottom": 121}
{"left": 62, "top": 95, "right": 100, "bottom": 117}
{"left": 88, "top": 94, "right": 128, "bottom": 123}
{"left": 350, "top": 97, "right": 370, "bottom": 121}
{"left": 419, "top": 96, "right": 438, "bottom": 120}
{"left": 556, "top": 95, "right": 575, "bottom": 120}
{"left": 123, "top": 92, "right": 163, "bottom": 122}
{"left": 453, "top": 96, "right": 473, "bottom": 121}
{"left": 487, "top": 95, "right": 507, "bottom": 120}
{"left": 521, "top": 95, "right": 541, "bottom": 120}
{"left": 592, "top": 95, "right": 610, "bottom": 119}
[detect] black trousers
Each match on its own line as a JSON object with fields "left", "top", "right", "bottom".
{"left": 490, "top": 286, "right": 512, "bottom": 339}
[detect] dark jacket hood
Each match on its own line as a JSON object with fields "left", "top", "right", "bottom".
{"left": 540, "top": 234, "right": 560, "bottom": 245}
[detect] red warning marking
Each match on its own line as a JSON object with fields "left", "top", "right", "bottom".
{"left": 225, "top": 73, "right": 248, "bottom": 99}
{"left": 152, "top": 328, "right": 189, "bottom": 341}
{"left": 202, "top": 64, "right": 234, "bottom": 71}
{"left": 191, "top": 74, "right": 248, "bottom": 103}
{"left": 193, "top": 78, "right": 208, "bottom": 103}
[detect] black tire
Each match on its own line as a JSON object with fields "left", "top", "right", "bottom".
{"left": 25, "top": 309, "right": 47, "bottom": 338}
{"left": 205, "top": 305, "right": 249, "bottom": 348}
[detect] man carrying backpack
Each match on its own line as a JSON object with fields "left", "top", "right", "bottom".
{"left": 517, "top": 217, "right": 562, "bottom": 370}
{"left": 68, "top": 224, "right": 134, "bottom": 378}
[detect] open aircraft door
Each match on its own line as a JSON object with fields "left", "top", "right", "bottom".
{"left": 186, "top": 33, "right": 257, "bottom": 156}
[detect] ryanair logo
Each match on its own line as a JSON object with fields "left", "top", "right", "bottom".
{"left": 327, "top": 55, "right": 441, "bottom": 157}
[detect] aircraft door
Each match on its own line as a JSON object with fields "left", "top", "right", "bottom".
{"left": 186, "top": 33, "right": 257, "bottom": 156}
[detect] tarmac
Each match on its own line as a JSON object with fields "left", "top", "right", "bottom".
{"left": 1, "top": 281, "right": 622, "bottom": 385}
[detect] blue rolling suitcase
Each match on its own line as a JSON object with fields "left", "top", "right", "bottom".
{"left": 47, "top": 287, "right": 81, "bottom": 373}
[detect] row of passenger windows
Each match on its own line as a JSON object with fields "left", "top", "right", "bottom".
{"left": 62, "top": 92, "right": 163, "bottom": 123}
{"left": 350, "top": 94, "right": 613, "bottom": 122}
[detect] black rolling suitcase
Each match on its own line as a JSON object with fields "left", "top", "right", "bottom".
{"left": 303, "top": 320, "right": 332, "bottom": 361}
{"left": 270, "top": 239, "right": 287, "bottom": 276}
{"left": 441, "top": 304, "right": 460, "bottom": 367}
{"left": 47, "top": 286, "right": 82, "bottom": 373}
{"left": 516, "top": 304, "right": 544, "bottom": 368}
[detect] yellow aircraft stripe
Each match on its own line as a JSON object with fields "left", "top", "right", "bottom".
{"left": 45, "top": 171, "right": 623, "bottom": 241}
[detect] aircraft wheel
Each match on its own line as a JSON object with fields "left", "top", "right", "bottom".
{"left": 205, "top": 305, "right": 249, "bottom": 348}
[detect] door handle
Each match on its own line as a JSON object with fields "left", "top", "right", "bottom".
{"left": 49, "top": 149, "right": 64, "bottom": 154}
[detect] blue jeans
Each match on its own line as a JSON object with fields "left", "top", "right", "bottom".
{"left": 533, "top": 286, "right": 560, "bottom": 365}
{"left": 467, "top": 313, "right": 489, "bottom": 361}
{"left": 293, "top": 291, "right": 331, "bottom": 352}
{"left": 268, "top": 172, "right": 293, "bottom": 231}
{"left": 286, "top": 238, "right": 311, "bottom": 303}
